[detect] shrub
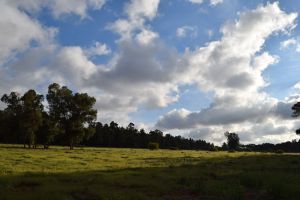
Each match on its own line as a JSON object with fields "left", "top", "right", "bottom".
{"left": 148, "top": 142, "right": 159, "bottom": 150}
{"left": 169, "top": 146, "right": 179, "bottom": 150}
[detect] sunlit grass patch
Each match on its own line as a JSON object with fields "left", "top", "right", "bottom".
{"left": 0, "top": 144, "right": 300, "bottom": 199}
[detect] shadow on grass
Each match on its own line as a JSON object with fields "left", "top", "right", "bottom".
{"left": 1, "top": 154, "right": 300, "bottom": 200}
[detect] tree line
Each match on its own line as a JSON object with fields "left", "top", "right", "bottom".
{"left": 1, "top": 83, "right": 300, "bottom": 152}
{"left": 0, "top": 83, "right": 214, "bottom": 150}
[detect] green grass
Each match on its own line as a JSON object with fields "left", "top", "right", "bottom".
{"left": 0, "top": 144, "right": 300, "bottom": 199}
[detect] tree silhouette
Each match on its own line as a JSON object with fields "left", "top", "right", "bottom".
{"left": 1, "top": 92, "right": 22, "bottom": 143}
{"left": 292, "top": 102, "right": 300, "bottom": 135}
{"left": 224, "top": 131, "right": 239, "bottom": 150}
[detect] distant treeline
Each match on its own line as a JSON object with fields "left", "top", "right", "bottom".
{"left": 241, "top": 140, "right": 300, "bottom": 153}
{"left": 0, "top": 83, "right": 214, "bottom": 150}
{"left": 84, "top": 122, "right": 214, "bottom": 150}
{"left": 1, "top": 83, "right": 300, "bottom": 152}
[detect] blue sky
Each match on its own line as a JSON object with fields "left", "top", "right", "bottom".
{"left": 1, "top": 0, "right": 300, "bottom": 144}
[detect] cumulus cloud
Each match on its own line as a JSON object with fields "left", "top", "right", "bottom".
{"left": 107, "top": 0, "right": 160, "bottom": 46}
{"left": 125, "top": 0, "right": 160, "bottom": 21}
{"left": 156, "top": 2, "right": 300, "bottom": 143}
{"left": 0, "top": 1, "right": 57, "bottom": 66}
{"left": 8, "top": 0, "right": 106, "bottom": 18}
{"left": 156, "top": 100, "right": 295, "bottom": 129}
{"left": 87, "top": 39, "right": 181, "bottom": 108}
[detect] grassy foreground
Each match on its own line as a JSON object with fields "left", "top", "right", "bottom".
{"left": 0, "top": 145, "right": 300, "bottom": 199}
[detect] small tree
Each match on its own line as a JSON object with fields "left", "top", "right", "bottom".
{"left": 224, "top": 131, "right": 240, "bottom": 150}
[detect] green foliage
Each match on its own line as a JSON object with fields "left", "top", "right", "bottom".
{"left": 46, "top": 83, "right": 97, "bottom": 149}
{"left": 224, "top": 131, "right": 240, "bottom": 150}
{"left": 1, "top": 90, "right": 44, "bottom": 148}
{"left": 148, "top": 142, "right": 159, "bottom": 150}
{"left": 0, "top": 92, "right": 22, "bottom": 143}
{"left": 36, "top": 112, "right": 61, "bottom": 149}
{"left": 19, "top": 90, "right": 44, "bottom": 148}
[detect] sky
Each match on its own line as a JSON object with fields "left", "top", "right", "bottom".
{"left": 1, "top": 0, "right": 300, "bottom": 145}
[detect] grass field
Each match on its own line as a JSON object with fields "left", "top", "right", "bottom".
{"left": 0, "top": 145, "right": 300, "bottom": 199}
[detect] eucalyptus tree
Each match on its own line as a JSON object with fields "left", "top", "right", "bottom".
{"left": 19, "top": 90, "right": 44, "bottom": 148}
{"left": 46, "top": 83, "right": 97, "bottom": 149}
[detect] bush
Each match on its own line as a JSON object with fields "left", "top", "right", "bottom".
{"left": 148, "top": 142, "right": 159, "bottom": 150}
{"left": 169, "top": 146, "right": 179, "bottom": 150}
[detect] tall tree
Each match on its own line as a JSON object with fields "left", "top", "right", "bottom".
{"left": 20, "top": 90, "right": 44, "bottom": 148}
{"left": 292, "top": 102, "right": 300, "bottom": 134}
{"left": 224, "top": 131, "right": 240, "bottom": 150}
{"left": 46, "top": 83, "right": 97, "bottom": 149}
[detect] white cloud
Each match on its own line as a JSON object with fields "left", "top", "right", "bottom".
{"left": 210, "top": 0, "right": 223, "bottom": 6}
{"left": 294, "top": 82, "right": 300, "bottom": 89}
{"left": 125, "top": 0, "right": 160, "bottom": 21}
{"left": 155, "top": 2, "right": 299, "bottom": 143}
{"left": 188, "top": 0, "right": 223, "bottom": 6}
{"left": 0, "top": 1, "right": 56, "bottom": 65}
{"left": 87, "top": 39, "right": 181, "bottom": 108}
{"left": 188, "top": 0, "right": 204, "bottom": 4}
{"left": 176, "top": 26, "right": 198, "bottom": 38}
{"left": 280, "top": 38, "right": 297, "bottom": 49}
{"left": 136, "top": 29, "right": 159, "bottom": 45}
{"left": 85, "top": 42, "right": 111, "bottom": 57}
{"left": 8, "top": 0, "right": 106, "bottom": 18}
{"left": 107, "top": 0, "right": 160, "bottom": 41}
{"left": 280, "top": 38, "right": 300, "bottom": 53}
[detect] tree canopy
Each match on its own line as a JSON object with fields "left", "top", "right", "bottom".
{"left": 224, "top": 131, "right": 240, "bottom": 150}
